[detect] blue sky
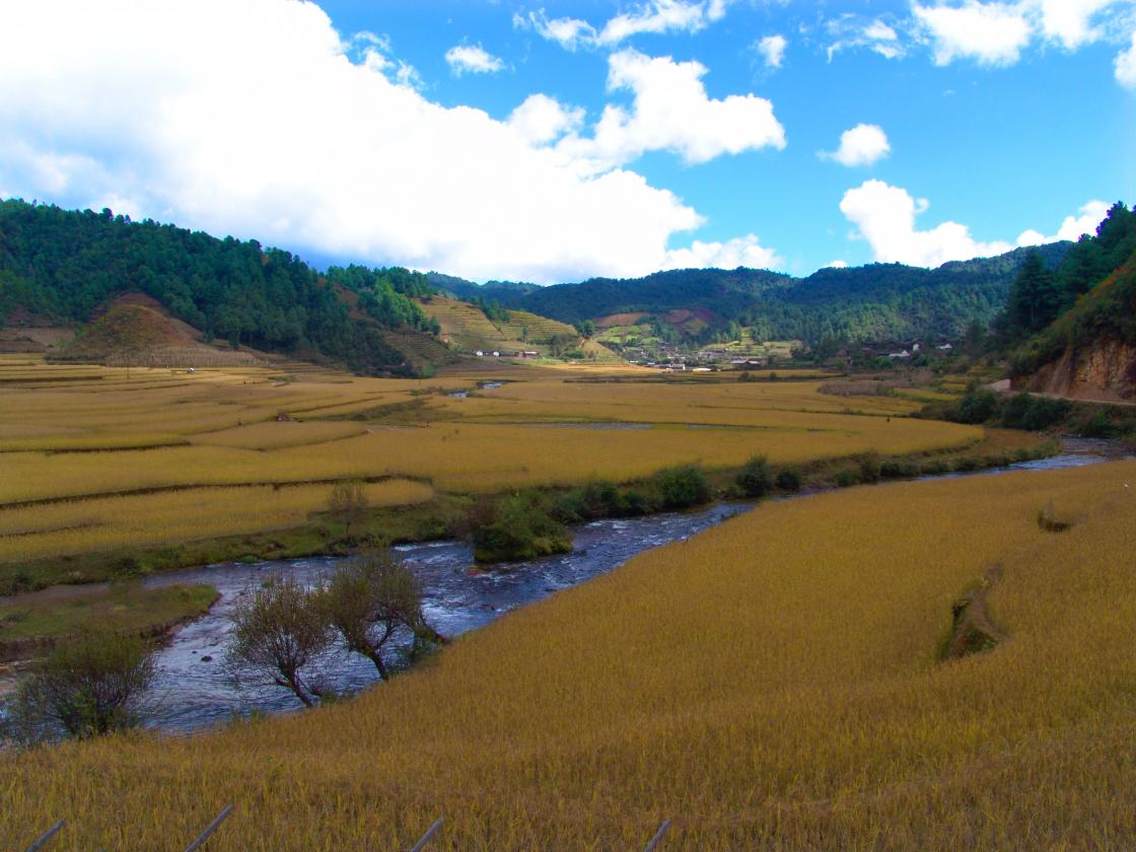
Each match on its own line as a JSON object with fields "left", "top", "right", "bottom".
{"left": 1, "top": 1, "right": 1134, "bottom": 282}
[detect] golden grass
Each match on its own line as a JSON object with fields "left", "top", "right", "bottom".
{"left": 0, "top": 357, "right": 981, "bottom": 563}
{"left": 0, "top": 417, "right": 979, "bottom": 506}
{"left": 189, "top": 421, "right": 368, "bottom": 450}
{"left": 1, "top": 461, "right": 1133, "bottom": 848}
{"left": 0, "top": 480, "right": 433, "bottom": 561}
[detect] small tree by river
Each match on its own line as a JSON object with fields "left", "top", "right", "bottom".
{"left": 328, "top": 479, "right": 369, "bottom": 540}
{"left": 320, "top": 551, "right": 436, "bottom": 680}
{"left": 226, "top": 576, "right": 333, "bottom": 707}
{"left": 7, "top": 630, "right": 156, "bottom": 741}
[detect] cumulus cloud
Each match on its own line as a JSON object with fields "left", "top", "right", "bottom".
{"left": 508, "top": 94, "right": 585, "bottom": 145}
{"left": 661, "top": 234, "right": 782, "bottom": 270}
{"left": 820, "top": 124, "right": 890, "bottom": 167}
{"left": 515, "top": 0, "right": 732, "bottom": 50}
{"left": 444, "top": 44, "right": 505, "bottom": 76}
{"left": 0, "top": 0, "right": 782, "bottom": 284}
{"left": 1014, "top": 200, "right": 1112, "bottom": 244}
{"left": 913, "top": 2, "right": 1033, "bottom": 66}
{"left": 839, "top": 180, "right": 1015, "bottom": 266}
{"left": 1037, "top": 0, "right": 1115, "bottom": 48}
{"left": 826, "top": 259, "right": 850, "bottom": 268}
{"left": 555, "top": 49, "right": 786, "bottom": 173}
{"left": 755, "top": 35, "right": 788, "bottom": 69}
{"left": 911, "top": 0, "right": 1133, "bottom": 68}
{"left": 840, "top": 182, "right": 1113, "bottom": 267}
{"left": 1117, "top": 31, "right": 1136, "bottom": 86}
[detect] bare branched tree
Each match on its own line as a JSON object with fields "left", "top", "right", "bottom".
{"left": 226, "top": 576, "right": 332, "bottom": 707}
{"left": 328, "top": 479, "right": 369, "bottom": 540}
{"left": 321, "top": 550, "right": 437, "bottom": 680}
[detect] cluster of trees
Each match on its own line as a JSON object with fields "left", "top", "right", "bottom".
{"left": 1001, "top": 203, "right": 1135, "bottom": 341}
{"left": 0, "top": 199, "right": 440, "bottom": 374}
{"left": 228, "top": 551, "right": 441, "bottom": 706}
{"left": 471, "top": 296, "right": 510, "bottom": 325}
{"left": 999, "top": 203, "right": 1136, "bottom": 378}
{"left": 435, "top": 245, "right": 1070, "bottom": 346}
{"left": 3, "top": 550, "right": 439, "bottom": 742}
{"left": 324, "top": 264, "right": 439, "bottom": 334}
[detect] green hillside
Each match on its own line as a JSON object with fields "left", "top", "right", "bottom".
{"left": 420, "top": 295, "right": 618, "bottom": 360}
{"left": 439, "top": 245, "right": 1071, "bottom": 345}
{"left": 0, "top": 199, "right": 445, "bottom": 375}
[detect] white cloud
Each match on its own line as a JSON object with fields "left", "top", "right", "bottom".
{"left": 755, "top": 34, "right": 788, "bottom": 69}
{"left": 826, "top": 15, "right": 905, "bottom": 60}
{"left": 821, "top": 124, "right": 890, "bottom": 167}
{"left": 839, "top": 180, "right": 1014, "bottom": 266}
{"left": 1037, "top": 0, "right": 1123, "bottom": 49}
{"left": 0, "top": 0, "right": 779, "bottom": 284}
{"left": 513, "top": 11, "right": 597, "bottom": 51}
{"left": 599, "top": 0, "right": 721, "bottom": 44}
{"left": 508, "top": 94, "right": 585, "bottom": 146}
{"left": 515, "top": 1, "right": 733, "bottom": 50}
{"left": 445, "top": 44, "right": 504, "bottom": 75}
{"left": 826, "top": 259, "right": 849, "bottom": 268}
{"left": 1117, "top": 31, "right": 1136, "bottom": 86}
{"left": 661, "top": 234, "right": 782, "bottom": 270}
{"left": 347, "top": 30, "right": 423, "bottom": 89}
{"left": 1015, "top": 199, "right": 1111, "bottom": 244}
{"left": 913, "top": 2, "right": 1032, "bottom": 67}
{"left": 555, "top": 49, "right": 786, "bottom": 173}
{"left": 826, "top": 2, "right": 1133, "bottom": 70}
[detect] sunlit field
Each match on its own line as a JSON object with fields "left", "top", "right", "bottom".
{"left": 0, "top": 479, "right": 433, "bottom": 562}
{"left": 3, "top": 461, "right": 1133, "bottom": 848}
{"left": 0, "top": 356, "right": 984, "bottom": 564}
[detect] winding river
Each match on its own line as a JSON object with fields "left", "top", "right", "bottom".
{"left": 4, "top": 440, "right": 1130, "bottom": 734}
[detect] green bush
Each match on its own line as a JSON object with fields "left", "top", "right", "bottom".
{"left": 919, "top": 459, "right": 951, "bottom": 476}
{"left": 472, "top": 492, "right": 572, "bottom": 563}
{"left": 775, "top": 468, "right": 802, "bottom": 492}
{"left": 653, "top": 465, "right": 712, "bottom": 509}
{"left": 736, "top": 455, "right": 773, "bottom": 498}
{"left": 952, "top": 389, "right": 1001, "bottom": 424}
{"left": 553, "top": 479, "right": 651, "bottom": 523}
{"left": 1071, "top": 409, "right": 1118, "bottom": 438}
{"left": 880, "top": 459, "right": 917, "bottom": 478}
{"left": 9, "top": 630, "right": 157, "bottom": 740}
{"left": 833, "top": 468, "right": 861, "bottom": 488}
{"left": 1000, "top": 393, "right": 1070, "bottom": 431}
{"left": 621, "top": 489, "right": 654, "bottom": 516}
{"left": 858, "top": 452, "right": 882, "bottom": 483}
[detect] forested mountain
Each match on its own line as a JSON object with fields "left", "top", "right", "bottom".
{"left": 433, "top": 244, "right": 1070, "bottom": 344}
{"left": 0, "top": 199, "right": 441, "bottom": 374}
{"left": 1004, "top": 202, "right": 1136, "bottom": 398}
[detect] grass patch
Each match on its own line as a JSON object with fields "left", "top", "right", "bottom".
{"left": 0, "top": 583, "right": 217, "bottom": 650}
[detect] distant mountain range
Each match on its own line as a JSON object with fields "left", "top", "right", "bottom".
{"left": 431, "top": 243, "right": 1071, "bottom": 345}
{"left": 1, "top": 196, "right": 1087, "bottom": 378}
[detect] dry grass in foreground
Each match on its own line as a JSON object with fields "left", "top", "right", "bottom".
{"left": 2, "top": 460, "right": 1134, "bottom": 849}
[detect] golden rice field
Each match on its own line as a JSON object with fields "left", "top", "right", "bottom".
{"left": 2, "top": 461, "right": 1133, "bottom": 849}
{"left": 0, "top": 355, "right": 983, "bottom": 563}
{"left": 0, "top": 479, "right": 433, "bottom": 562}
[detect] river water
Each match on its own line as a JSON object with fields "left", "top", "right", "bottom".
{"left": 4, "top": 440, "right": 1130, "bottom": 734}
{"left": 138, "top": 502, "right": 749, "bottom": 733}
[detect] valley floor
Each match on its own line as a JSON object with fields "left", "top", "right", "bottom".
{"left": 2, "top": 460, "right": 1135, "bottom": 849}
